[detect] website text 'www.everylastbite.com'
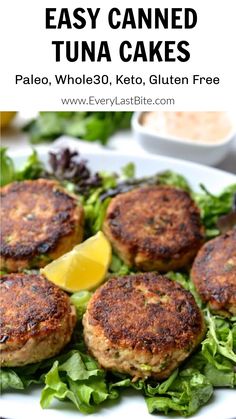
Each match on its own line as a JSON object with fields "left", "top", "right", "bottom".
{"left": 60, "top": 96, "right": 175, "bottom": 106}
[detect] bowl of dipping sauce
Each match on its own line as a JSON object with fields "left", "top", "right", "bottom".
{"left": 132, "top": 112, "right": 235, "bottom": 165}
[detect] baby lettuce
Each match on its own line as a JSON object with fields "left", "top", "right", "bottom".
{"left": 0, "top": 347, "right": 119, "bottom": 414}
{"left": 145, "top": 368, "right": 213, "bottom": 417}
{"left": 201, "top": 311, "right": 236, "bottom": 384}
{"left": 70, "top": 290, "right": 92, "bottom": 320}
{"left": 0, "top": 147, "right": 44, "bottom": 186}
{"left": 16, "top": 150, "right": 44, "bottom": 181}
{"left": 40, "top": 351, "right": 119, "bottom": 414}
{"left": 24, "top": 112, "right": 133, "bottom": 145}
{"left": 193, "top": 184, "right": 236, "bottom": 238}
{"left": 0, "top": 147, "right": 15, "bottom": 186}
{"left": 1, "top": 369, "right": 30, "bottom": 391}
{"left": 0, "top": 357, "right": 52, "bottom": 392}
{"left": 143, "top": 314, "right": 236, "bottom": 416}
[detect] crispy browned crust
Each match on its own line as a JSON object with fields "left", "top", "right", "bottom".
{"left": 103, "top": 186, "right": 204, "bottom": 271}
{"left": 191, "top": 228, "right": 236, "bottom": 316}
{"left": 0, "top": 179, "right": 84, "bottom": 271}
{"left": 0, "top": 273, "right": 75, "bottom": 349}
{"left": 86, "top": 273, "right": 204, "bottom": 353}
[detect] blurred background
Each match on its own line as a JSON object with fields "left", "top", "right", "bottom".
{"left": 1, "top": 111, "right": 236, "bottom": 173}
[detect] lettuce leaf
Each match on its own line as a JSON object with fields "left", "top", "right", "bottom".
{"left": 193, "top": 184, "right": 236, "bottom": 238}
{"left": 40, "top": 351, "right": 119, "bottom": 413}
{"left": 0, "top": 147, "right": 44, "bottom": 186}
{"left": 156, "top": 170, "right": 191, "bottom": 192}
{"left": 70, "top": 291, "right": 92, "bottom": 320}
{"left": 24, "top": 112, "right": 133, "bottom": 145}
{"left": 204, "top": 362, "right": 236, "bottom": 387}
{"left": 0, "top": 147, "right": 15, "bottom": 186}
{"left": 144, "top": 311, "right": 236, "bottom": 415}
{"left": 0, "top": 369, "right": 25, "bottom": 391}
{"left": 1, "top": 362, "right": 47, "bottom": 392}
{"left": 145, "top": 368, "right": 213, "bottom": 417}
{"left": 16, "top": 150, "right": 44, "bottom": 181}
{"left": 121, "top": 162, "right": 135, "bottom": 179}
{"left": 201, "top": 310, "right": 236, "bottom": 373}
{"left": 109, "top": 254, "right": 131, "bottom": 275}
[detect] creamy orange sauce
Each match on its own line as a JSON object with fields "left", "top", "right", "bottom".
{"left": 141, "top": 112, "right": 232, "bottom": 143}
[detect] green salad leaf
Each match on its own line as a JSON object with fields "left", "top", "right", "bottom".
{"left": 193, "top": 184, "right": 236, "bottom": 238}
{"left": 109, "top": 254, "right": 131, "bottom": 276}
{"left": 70, "top": 291, "right": 92, "bottom": 320}
{"left": 186, "top": 314, "right": 236, "bottom": 389}
{"left": 83, "top": 195, "right": 111, "bottom": 236}
{"left": 24, "top": 112, "right": 133, "bottom": 145}
{"left": 0, "top": 369, "right": 25, "bottom": 391}
{"left": 0, "top": 147, "right": 15, "bottom": 186}
{"left": 16, "top": 150, "right": 44, "bottom": 181}
{"left": 40, "top": 351, "right": 118, "bottom": 413}
{"left": 157, "top": 170, "right": 191, "bottom": 192}
{"left": 0, "top": 147, "right": 44, "bottom": 186}
{"left": 201, "top": 310, "right": 236, "bottom": 369}
{"left": 121, "top": 162, "right": 135, "bottom": 179}
{"left": 204, "top": 362, "right": 236, "bottom": 387}
{"left": 145, "top": 368, "right": 213, "bottom": 417}
{"left": 1, "top": 362, "right": 46, "bottom": 392}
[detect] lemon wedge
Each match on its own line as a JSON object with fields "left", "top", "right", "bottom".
{"left": 41, "top": 231, "right": 111, "bottom": 292}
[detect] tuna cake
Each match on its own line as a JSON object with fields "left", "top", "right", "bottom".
{"left": 191, "top": 228, "right": 236, "bottom": 316}
{"left": 103, "top": 185, "right": 204, "bottom": 272}
{"left": 0, "top": 179, "right": 84, "bottom": 272}
{"left": 83, "top": 272, "right": 205, "bottom": 381}
{"left": 0, "top": 273, "right": 76, "bottom": 367}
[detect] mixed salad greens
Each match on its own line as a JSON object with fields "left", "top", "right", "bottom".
{"left": 24, "top": 112, "right": 132, "bottom": 145}
{"left": 1, "top": 147, "right": 236, "bottom": 417}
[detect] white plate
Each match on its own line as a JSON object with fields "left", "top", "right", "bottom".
{"left": 1, "top": 148, "right": 236, "bottom": 419}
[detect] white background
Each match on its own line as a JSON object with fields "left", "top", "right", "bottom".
{"left": 1, "top": 0, "right": 236, "bottom": 110}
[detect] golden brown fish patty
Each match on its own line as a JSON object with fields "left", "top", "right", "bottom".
{"left": 83, "top": 273, "right": 205, "bottom": 380}
{"left": 0, "top": 273, "right": 76, "bottom": 366}
{"left": 103, "top": 186, "right": 204, "bottom": 271}
{"left": 191, "top": 228, "right": 236, "bottom": 316}
{"left": 0, "top": 179, "right": 84, "bottom": 272}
